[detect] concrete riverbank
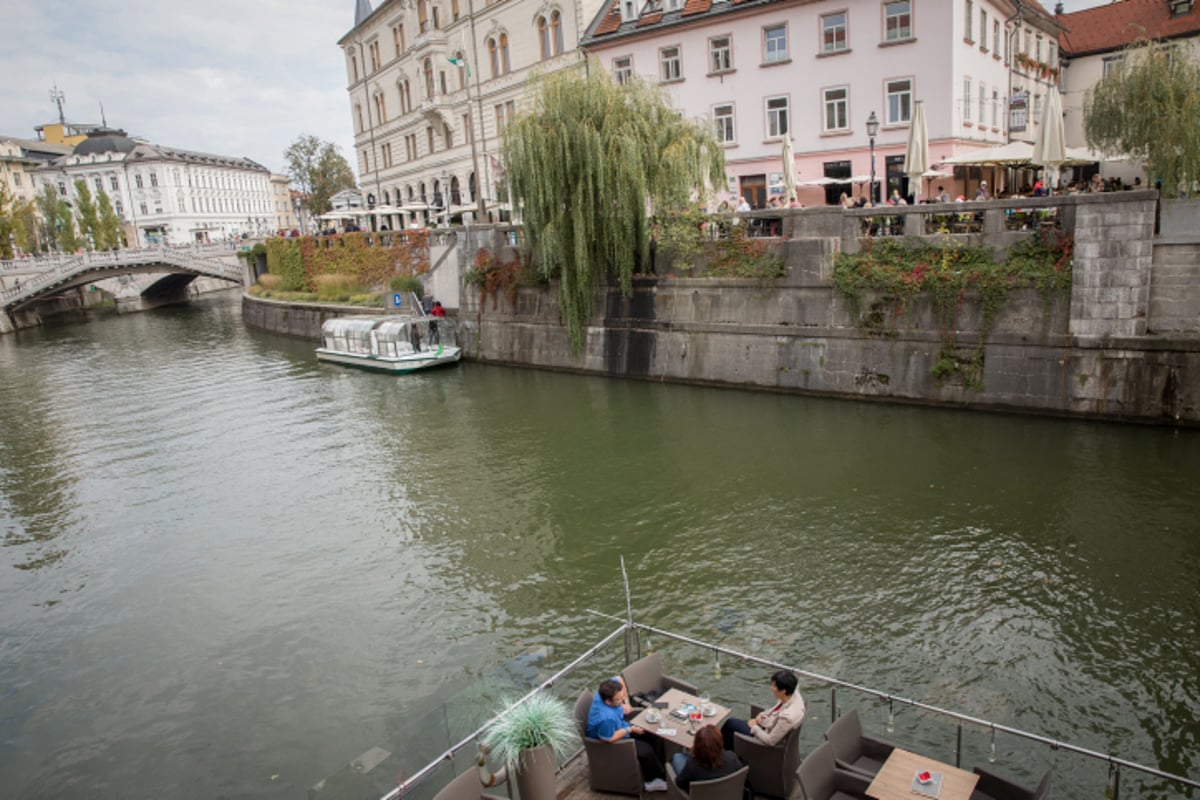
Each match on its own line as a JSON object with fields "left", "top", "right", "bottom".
{"left": 244, "top": 192, "right": 1200, "bottom": 426}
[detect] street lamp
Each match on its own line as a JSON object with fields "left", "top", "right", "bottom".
{"left": 866, "top": 111, "right": 879, "bottom": 205}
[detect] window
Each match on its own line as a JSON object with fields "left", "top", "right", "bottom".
{"left": 94, "top": 177, "right": 102, "bottom": 193}
{"left": 462, "top": 112, "right": 472, "bottom": 142}
{"left": 823, "top": 87, "right": 848, "bottom": 131}
{"left": 710, "top": 36, "right": 732, "bottom": 72}
{"left": 13, "top": 173, "right": 20, "bottom": 187}
{"left": 382, "top": 142, "right": 393, "bottom": 168}
{"left": 140, "top": 202, "right": 148, "bottom": 215}
{"left": 613, "top": 56, "right": 632, "bottom": 84}
{"left": 135, "top": 174, "right": 143, "bottom": 189}
{"left": 713, "top": 104, "right": 735, "bottom": 143}
{"left": 495, "top": 101, "right": 516, "bottom": 134}
{"left": 424, "top": 58, "right": 435, "bottom": 98}
{"left": 993, "top": 20, "right": 1000, "bottom": 55}
{"left": 361, "top": 149, "right": 369, "bottom": 173}
{"left": 1102, "top": 55, "right": 1123, "bottom": 77}
{"left": 405, "top": 134, "right": 418, "bottom": 161}
{"left": 394, "top": 24, "right": 406, "bottom": 55}
{"left": 886, "top": 78, "right": 912, "bottom": 124}
{"left": 991, "top": 88, "right": 1000, "bottom": 128}
{"left": 821, "top": 12, "right": 847, "bottom": 53}
{"left": 439, "top": 71, "right": 447, "bottom": 94}
{"left": 418, "top": 0, "right": 430, "bottom": 32}
{"left": 351, "top": 54, "right": 359, "bottom": 82}
{"left": 764, "top": 25, "right": 787, "bottom": 62}
{"left": 500, "top": 33, "right": 511, "bottom": 73}
{"left": 452, "top": 0, "right": 460, "bottom": 21}
{"left": 444, "top": 122, "right": 453, "bottom": 148}
{"left": 455, "top": 51, "right": 467, "bottom": 89}
{"left": 978, "top": 81, "right": 986, "bottom": 124}
{"left": 111, "top": 176, "right": 119, "bottom": 191}
{"left": 1036, "top": 35, "right": 1043, "bottom": 63}
{"left": 980, "top": 10, "right": 987, "bottom": 49}
{"left": 963, "top": 77, "right": 972, "bottom": 121}
{"left": 766, "top": 96, "right": 789, "bottom": 137}
{"left": 115, "top": 200, "right": 123, "bottom": 216}
{"left": 885, "top": 1, "right": 911, "bottom": 41}
{"left": 427, "top": 126, "right": 435, "bottom": 153}
{"left": 1048, "top": 42, "right": 1057, "bottom": 66}
{"left": 1033, "top": 92, "right": 1042, "bottom": 123}
{"left": 149, "top": 172, "right": 158, "bottom": 187}
{"left": 660, "top": 46, "right": 681, "bottom": 81}
{"left": 375, "top": 93, "right": 388, "bottom": 124}
{"left": 965, "top": 0, "right": 973, "bottom": 40}
{"left": 536, "top": 11, "right": 562, "bottom": 58}
{"left": 369, "top": 41, "right": 381, "bottom": 71}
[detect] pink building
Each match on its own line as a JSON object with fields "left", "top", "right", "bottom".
{"left": 582, "top": 0, "right": 1058, "bottom": 206}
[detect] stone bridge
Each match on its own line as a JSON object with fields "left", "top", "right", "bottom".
{"left": 0, "top": 244, "right": 248, "bottom": 333}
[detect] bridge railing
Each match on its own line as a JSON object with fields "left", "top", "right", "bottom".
{"left": 2, "top": 244, "right": 243, "bottom": 307}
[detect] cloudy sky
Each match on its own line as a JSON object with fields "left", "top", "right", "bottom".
{"left": 0, "top": 0, "right": 1113, "bottom": 181}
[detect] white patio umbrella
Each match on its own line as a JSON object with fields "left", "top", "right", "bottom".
{"left": 1032, "top": 87, "right": 1066, "bottom": 188}
{"left": 800, "top": 177, "right": 840, "bottom": 186}
{"left": 781, "top": 136, "right": 797, "bottom": 204}
{"left": 903, "top": 100, "right": 929, "bottom": 202}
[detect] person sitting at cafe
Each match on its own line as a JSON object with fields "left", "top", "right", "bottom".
{"left": 720, "top": 670, "right": 806, "bottom": 749}
{"left": 974, "top": 181, "right": 990, "bottom": 200}
{"left": 587, "top": 677, "right": 668, "bottom": 792}
{"left": 672, "top": 724, "right": 744, "bottom": 791}
{"left": 936, "top": 186, "right": 951, "bottom": 203}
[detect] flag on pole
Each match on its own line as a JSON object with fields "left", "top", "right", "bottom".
{"left": 447, "top": 55, "right": 470, "bottom": 78}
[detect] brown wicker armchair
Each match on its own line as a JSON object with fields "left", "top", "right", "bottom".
{"left": 573, "top": 688, "right": 644, "bottom": 796}
{"left": 732, "top": 704, "right": 803, "bottom": 799}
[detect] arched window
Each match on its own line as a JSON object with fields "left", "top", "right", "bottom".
{"left": 419, "top": 182, "right": 427, "bottom": 203}
{"left": 538, "top": 16, "right": 551, "bottom": 60}
{"left": 424, "top": 58, "right": 435, "bottom": 98}
{"left": 552, "top": 11, "right": 563, "bottom": 55}
{"left": 488, "top": 37, "right": 499, "bottom": 78}
{"left": 407, "top": 185, "right": 415, "bottom": 202}
{"left": 455, "top": 50, "right": 467, "bottom": 89}
{"left": 450, "top": 176, "right": 461, "bottom": 205}
{"left": 500, "top": 33, "right": 511, "bottom": 74}
{"left": 374, "top": 93, "right": 387, "bottom": 124}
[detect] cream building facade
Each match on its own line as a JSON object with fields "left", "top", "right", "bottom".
{"left": 0, "top": 137, "right": 72, "bottom": 205}
{"left": 36, "top": 127, "right": 273, "bottom": 246}
{"left": 270, "top": 173, "right": 299, "bottom": 232}
{"left": 338, "top": 0, "right": 607, "bottom": 225}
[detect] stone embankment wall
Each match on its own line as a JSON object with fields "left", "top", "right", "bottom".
{"left": 454, "top": 192, "right": 1200, "bottom": 425}
{"left": 242, "top": 295, "right": 379, "bottom": 340}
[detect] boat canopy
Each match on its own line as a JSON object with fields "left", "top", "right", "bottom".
{"left": 320, "top": 315, "right": 458, "bottom": 358}
{"left": 321, "top": 317, "right": 384, "bottom": 355}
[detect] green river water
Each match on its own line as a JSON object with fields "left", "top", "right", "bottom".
{"left": 0, "top": 292, "right": 1196, "bottom": 799}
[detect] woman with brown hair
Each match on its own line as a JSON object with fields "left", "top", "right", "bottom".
{"left": 672, "top": 724, "right": 744, "bottom": 791}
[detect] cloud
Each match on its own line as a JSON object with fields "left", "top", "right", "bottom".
{"left": 0, "top": 0, "right": 358, "bottom": 176}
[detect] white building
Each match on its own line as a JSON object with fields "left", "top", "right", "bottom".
{"left": 581, "top": 0, "right": 1062, "bottom": 205}
{"left": 338, "top": 0, "right": 607, "bottom": 227}
{"left": 35, "top": 127, "right": 273, "bottom": 246}
{"left": 1058, "top": 0, "right": 1200, "bottom": 184}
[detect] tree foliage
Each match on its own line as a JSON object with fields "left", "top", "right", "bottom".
{"left": 502, "top": 69, "right": 724, "bottom": 352}
{"left": 12, "top": 198, "right": 38, "bottom": 254}
{"left": 0, "top": 183, "right": 14, "bottom": 259}
{"left": 56, "top": 200, "right": 80, "bottom": 253}
{"left": 1084, "top": 38, "right": 1200, "bottom": 196}
{"left": 96, "top": 192, "right": 122, "bottom": 250}
{"left": 36, "top": 184, "right": 59, "bottom": 251}
{"left": 284, "top": 134, "right": 357, "bottom": 216}
{"left": 74, "top": 179, "right": 100, "bottom": 247}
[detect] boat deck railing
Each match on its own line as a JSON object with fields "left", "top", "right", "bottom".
{"left": 376, "top": 609, "right": 1199, "bottom": 800}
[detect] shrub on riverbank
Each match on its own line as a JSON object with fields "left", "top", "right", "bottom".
{"left": 264, "top": 232, "right": 430, "bottom": 294}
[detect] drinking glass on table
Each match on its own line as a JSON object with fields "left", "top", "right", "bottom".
{"left": 699, "top": 692, "right": 712, "bottom": 716}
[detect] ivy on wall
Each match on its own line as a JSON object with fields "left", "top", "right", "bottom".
{"left": 264, "top": 231, "right": 430, "bottom": 292}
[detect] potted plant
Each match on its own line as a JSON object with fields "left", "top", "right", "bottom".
{"left": 482, "top": 692, "right": 578, "bottom": 800}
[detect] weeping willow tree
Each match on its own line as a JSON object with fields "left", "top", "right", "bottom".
{"left": 1084, "top": 38, "right": 1200, "bottom": 197}
{"left": 502, "top": 68, "right": 724, "bottom": 353}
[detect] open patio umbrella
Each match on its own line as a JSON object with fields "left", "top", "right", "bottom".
{"left": 781, "top": 136, "right": 797, "bottom": 204}
{"left": 800, "top": 177, "right": 839, "bottom": 186}
{"left": 1032, "top": 86, "right": 1066, "bottom": 188}
{"left": 903, "top": 100, "right": 928, "bottom": 202}
{"left": 941, "top": 141, "right": 1035, "bottom": 166}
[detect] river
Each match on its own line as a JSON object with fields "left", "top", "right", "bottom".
{"left": 0, "top": 292, "right": 1197, "bottom": 799}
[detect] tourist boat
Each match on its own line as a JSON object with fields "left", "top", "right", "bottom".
{"left": 315, "top": 304, "right": 462, "bottom": 373}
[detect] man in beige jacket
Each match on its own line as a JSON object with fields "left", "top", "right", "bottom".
{"left": 720, "top": 670, "right": 806, "bottom": 749}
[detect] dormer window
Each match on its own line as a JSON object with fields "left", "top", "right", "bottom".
{"left": 665, "top": 0, "right": 683, "bottom": 10}
{"left": 620, "top": 0, "right": 637, "bottom": 23}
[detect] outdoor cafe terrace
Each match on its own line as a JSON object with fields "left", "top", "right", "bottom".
{"left": 346, "top": 599, "right": 1198, "bottom": 800}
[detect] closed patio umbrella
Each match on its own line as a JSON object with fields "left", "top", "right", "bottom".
{"left": 1032, "top": 87, "right": 1066, "bottom": 188}
{"left": 903, "top": 100, "right": 928, "bottom": 202}
{"left": 781, "top": 136, "right": 797, "bottom": 204}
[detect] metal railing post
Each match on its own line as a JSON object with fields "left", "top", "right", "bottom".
{"left": 955, "top": 720, "right": 963, "bottom": 767}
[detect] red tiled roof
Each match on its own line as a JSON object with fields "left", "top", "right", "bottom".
{"left": 594, "top": 3, "right": 623, "bottom": 36}
{"left": 682, "top": 0, "right": 712, "bottom": 17}
{"left": 637, "top": 10, "right": 663, "bottom": 26}
{"left": 1059, "top": 0, "right": 1200, "bottom": 55}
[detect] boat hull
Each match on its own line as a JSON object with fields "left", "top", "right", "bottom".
{"left": 315, "top": 346, "right": 462, "bottom": 373}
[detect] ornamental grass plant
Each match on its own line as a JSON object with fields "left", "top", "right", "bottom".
{"left": 481, "top": 692, "right": 578, "bottom": 769}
